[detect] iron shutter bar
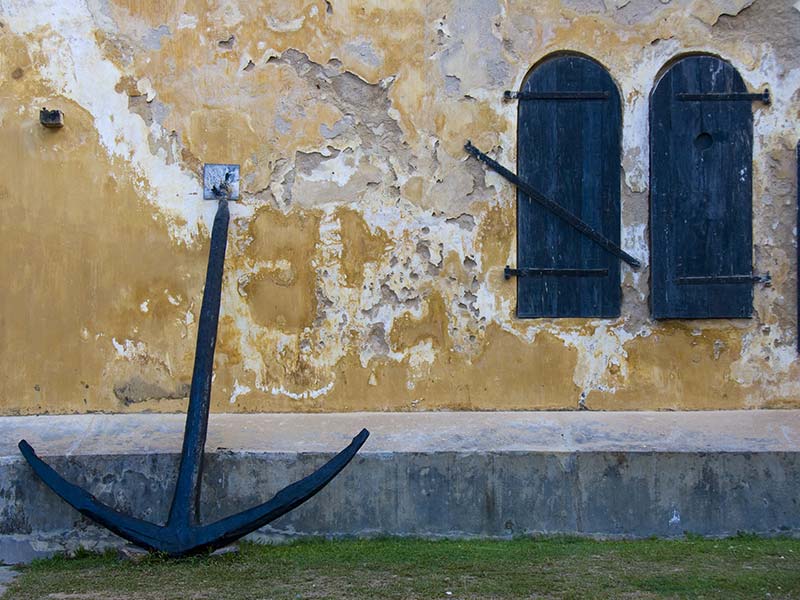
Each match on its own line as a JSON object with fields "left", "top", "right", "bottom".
{"left": 464, "top": 141, "right": 641, "bottom": 269}
{"left": 504, "top": 90, "right": 610, "bottom": 101}
{"left": 676, "top": 89, "right": 770, "bottom": 105}
{"left": 504, "top": 266, "right": 609, "bottom": 279}
{"left": 676, "top": 274, "right": 771, "bottom": 285}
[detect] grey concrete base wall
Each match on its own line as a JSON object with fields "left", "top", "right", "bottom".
{"left": 2, "top": 412, "right": 799, "bottom": 563}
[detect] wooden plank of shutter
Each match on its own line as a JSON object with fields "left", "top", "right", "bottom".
{"left": 517, "top": 54, "right": 622, "bottom": 318}
{"left": 650, "top": 55, "right": 754, "bottom": 319}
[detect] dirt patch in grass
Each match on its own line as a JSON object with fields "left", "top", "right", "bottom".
{"left": 4, "top": 536, "right": 800, "bottom": 600}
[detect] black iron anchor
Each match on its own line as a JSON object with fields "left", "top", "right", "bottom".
{"left": 18, "top": 195, "right": 369, "bottom": 556}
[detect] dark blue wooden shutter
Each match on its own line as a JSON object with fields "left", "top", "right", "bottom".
{"left": 650, "top": 55, "right": 754, "bottom": 319}
{"left": 517, "top": 54, "right": 622, "bottom": 318}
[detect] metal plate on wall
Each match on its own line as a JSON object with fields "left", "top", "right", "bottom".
{"left": 203, "top": 164, "right": 240, "bottom": 200}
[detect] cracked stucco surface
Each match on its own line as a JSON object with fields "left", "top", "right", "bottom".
{"left": 1, "top": 0, "right": 799, "bottom": 414}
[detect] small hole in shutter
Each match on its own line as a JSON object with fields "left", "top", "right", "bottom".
{"left": 694, "top": 132, "right": 713, "bottom": 151}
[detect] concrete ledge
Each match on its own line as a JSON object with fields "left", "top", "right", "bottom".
{"left": 2, "top": 411, "right": 799, "bottom": 563}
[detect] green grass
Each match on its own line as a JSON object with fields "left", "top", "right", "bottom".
{"left": 4, "top": 535, "right": 800, "bottom": 599}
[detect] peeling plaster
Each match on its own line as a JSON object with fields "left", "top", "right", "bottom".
{"left": 1, "top": 0, "right": 799, "bottom": 414}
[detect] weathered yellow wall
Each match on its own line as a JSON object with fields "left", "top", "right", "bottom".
{"left": 1, "top": 0, "right": 799, "bottom": 415}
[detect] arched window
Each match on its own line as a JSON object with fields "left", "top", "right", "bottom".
{"left": 516, "top": 53, "right": 622, "bottom": 318}
{"left": 650, "top": 54, "right": 758, "bottom": 318}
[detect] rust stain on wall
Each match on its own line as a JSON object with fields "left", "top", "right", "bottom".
{"left": 1, "top": 0, "right": 799, "bottom": 414}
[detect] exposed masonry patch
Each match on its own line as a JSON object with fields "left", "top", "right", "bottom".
{"left": 446, "top": 214, "right": 476, "bottom": 231}
{"left": 113, "top": 377, "right": 190, "bottom": 406}
{"left": 273, "top": 114, "right": 291, "bottom": 134}
{"left": 344, "top": 39, "right": 383, "bottom": 69}
{"left": 320, "top": 115, "right": 356, "bottom": 139}
{"left": 437, "top": 0, "right": 511, "bottom": 90}
{"left": 143, "top": 25, "right": 171, "bottom": 51}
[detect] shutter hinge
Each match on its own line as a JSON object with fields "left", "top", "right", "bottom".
{"left": 676, "top": 273, "right": 771, "bottom": 286}
{"left": 504, "top": 90, "right": 609, "bottom": 102}
{"left": 677, "top": 88, "right": 770, "bottom": 105}
{"left": 504, "top": 266, "right": 609, "bottom": 280}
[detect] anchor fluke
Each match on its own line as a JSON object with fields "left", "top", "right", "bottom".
{"left": 18, "top": 439, "right": 166, "bottom": 552}
{"left": 196, "top": 427, "right": 369, "bottom": 551}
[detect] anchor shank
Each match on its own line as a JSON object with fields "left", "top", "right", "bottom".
{"left": 168, "top": 198, "right": 230, "bottom": 527}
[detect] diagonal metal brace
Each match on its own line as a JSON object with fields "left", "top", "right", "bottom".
{"left": 464, "top": 141, "right": 641, "bottom": 269}
{"left": 19, "top": 197, "right": 369, "bottom": 557}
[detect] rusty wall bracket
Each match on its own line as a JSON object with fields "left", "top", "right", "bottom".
{"left": 39, "top": 108, "right": 64, "bottom": 128}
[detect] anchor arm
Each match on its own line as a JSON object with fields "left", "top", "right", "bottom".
{"left": 195, "top": 428, "right": 369, "bottom": 551}
{"left": 18, "top": 440, "right": 167, "bottom": 551}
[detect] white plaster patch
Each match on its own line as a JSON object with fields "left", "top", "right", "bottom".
{"left": 136, "top": 77, "right": 156, "bottom": 102}
{"left": 111, "top": 338, "right": 148, "bottom": 360}
{"left": 210, "top": 1, "right": 244, "bottom": 28}
{"left": 619, "top": 38, "right": 681, "bottom": 193}
{"left": 265, "top": 15, "right": 305, "bottom": 33}
{"left": 177, "top": 13, "right": 198, "bottom": 30}
{"left": 166, "top": 291, "right": 182, "bottom": 306}
{"left": 623, "top": 222, "right": 649, "bottom": 299}
{"left": 269, "top": 381, "right": 334, "bottom": 400}
{"left": 407, "top": 340, "right": 436, "bottom": 371}
{"left": 301, "top": 150, "right": 360, "bottom": 187}
{"left": 229, "top": 379, "right": 251, "bottom": 404}
{"left": 554, "top": 324, "right": 632, "bottom": 396}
